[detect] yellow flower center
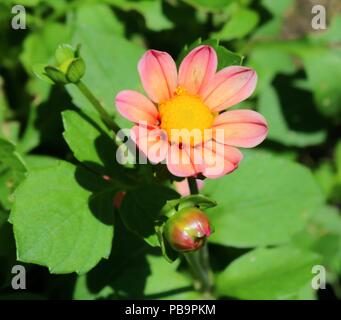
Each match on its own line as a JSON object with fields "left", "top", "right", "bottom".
{"left": 159, "top": 89, "right": 214, "bottom": 145}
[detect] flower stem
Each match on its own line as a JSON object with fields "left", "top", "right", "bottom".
{"left": 184, "top": 250, "right": 213, "bottom": 296}
{"left": 184, "top": 177, "right": 214, "bottom": 297}
{"left": 187, "top": 176, "right": 199, "bottom": 194}
{"left": 75, "top": 81, "right": 120, "bottom": 132}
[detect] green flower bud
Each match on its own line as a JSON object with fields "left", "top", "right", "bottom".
{"left": 164, "top": 207, "right": 212, "bottom": 252}
{"left": 41, "top": 44, "right": 85, "bottom": 84}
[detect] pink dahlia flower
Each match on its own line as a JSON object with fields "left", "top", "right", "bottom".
{"left": 115, "top": 45, "right": 268, "bottom": 178}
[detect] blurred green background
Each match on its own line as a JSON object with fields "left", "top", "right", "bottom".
{"left": 0, "top": 0, "right": 341, "bottom": 300}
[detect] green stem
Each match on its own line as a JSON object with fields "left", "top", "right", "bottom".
{"left": 75, "top": 81, "right": 120, "bottom": 132}
{"left": 184, "top": 177, "right": 214, "bottom": 297}
{"left": 183, "top": 250, "right": 213, "bottom": 296}
{"left": 187, "top": 176, "right": 199, "bottom": 194}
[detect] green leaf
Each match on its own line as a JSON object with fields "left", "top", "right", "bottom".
{"left": 296, "top": 283, "right": 317, "bottom": 300}
{"left": 0, "top": 210, "right": 7, "bottom": 228}
{"left": 310, "top": 15, "right": 341, "bottom": 43}
{"left": 73, "top": 4, "right": 124, "bottom": 36}
{"left": 182, "top": 0, "right": 238, "bottom": 11}
{"left": 178, "top": 39, "right": 243, "bottom": 70}
{"left": 5, "top": 0, "right": 41, "bottom": 6}
{"left": 133, "top": 1, "right": 173, "bottom": 32}
{"left": 66, "top": 6, "right": 145, "bottom": 128}
{"left": 73, "top": 217, "right": 198, "bottom": 299}
{"left": 261, "top": 0, "right": 293, "bottom": 17}
{"left": 62, "top": 110, "right": 126, "bottom": 179}
{"left": 204, "top": 152, "right": 324, "bottom": 247}
{"left": 162, "top": 194, "right": 216, "bottom": 217}
{"left": 252, "top": 18, "right": 282, "bottom": 38}
{"left": 0, "top": 210, "right": 15, "bottom": 257}
{"left": 301, "top": 48, "right": 341, "bottom": 120}
{"left": 20, "top": 22, "right": 71, "bottom": 71}
{"left": 212, "top": 9, "right": 259, "bottom": 41}
{"left": 251, "top": 40, "right": 341, "bottom": 121}
{"left": 258, "top": 86, "right": 326, "bottom": 147}
{"left": 143, "top": 255, "right": 199, "bottom": 299}
{"left": 248, "top": 46, "right": 296, "bottom": 91}
{"left": 314, "top": 161, "right": 335, "bottom": 198}
{"left": 293, "top": 206, "right": 341, "bottom": 275}
{"left": 155, "top": 222, "right": 179, "bottom": 263}
{"left": 0, "top": 76, "right": 9, "bottom": 136}
{"left": 107, "top": 0, "right": 173, "bottom": 31}
{"left": 11, "top": 161, "right": 115, "bottom": 274}
{"left": 23, "top": 155, "right": 60, "bottom": 170}
{"left": 335, "top": 141, "right": 341, "bottom": 181}
{"left": 216, "top": 246, "right": 321, "bottom": 300}
{"left": 0, "top": 138, "right": 26, "bottom": 209}
{"left": 120, "top": 185, "right": 179, "bottom": 246}
{"left": 248, "top": 45, "right": 327, "bottom": 147}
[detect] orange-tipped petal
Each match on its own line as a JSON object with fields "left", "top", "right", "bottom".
{"left": 138, "top": 50, "right": 177, "bottom": 103}
{"left": 200, "top": 140, "right": 243, "bottom": 178}
{"left": 202, "top": 66, "right": 257, "bottom": 112}
{"left": 115, "top": 90, "right": 159, "bottom": 125}
{"left": 131, "top": 125, "right": 169, "bottom": 164}
{"left": 166, "top": 144, "right": 201, "bottom": 177}
{"left": 213, "top": 110, "right": 268, "bottom": 148}
{"left": 178, "top": 45, "right": 217, "bottom": 95}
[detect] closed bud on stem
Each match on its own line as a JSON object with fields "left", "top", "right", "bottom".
{"left": 42, "top": 44, "right": 85, "bottom": 84}
{"left": 164, "top": 207, "right": 212, "bottom": 252}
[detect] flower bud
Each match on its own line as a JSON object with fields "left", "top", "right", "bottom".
{"left": 164, "top": 207, "right": 212, "bottom": 252}
{"left": 41, "top": 44, "right": 85, "bottom": 84}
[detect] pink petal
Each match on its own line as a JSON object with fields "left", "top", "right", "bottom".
{"left": 178, "top": 45, "right": 217, "bottom": 95}
{"left": 213, "top": 110, "right": 268, "bottom": 148}
{"left": 200, "top": 140, "right": 243, "bottom": 178}
{"left": 202, "top": 66, "right": 257, "bottom": 112}
{"left": 138, "top": 50, "right": 177, "bottom": 103}
{"left": 115, "top": 90, "right": 159, "bottom": 125}
{"left": 166, "top": 144, "right": 202, "bottom": 177}
{"left": 174, "top": 179, "right": 204, "bottom": 196}
{"left": 131, "top": 125, "right": 169, "bottom": 164}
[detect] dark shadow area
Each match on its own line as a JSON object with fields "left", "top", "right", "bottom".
{"left": 120, "top": 184, "right": 179, "bottom": 241}
{"left": 66, "top": 109, "right": 137, "bottom": 226}
{"left": 84, "top": 217, "right": 195, "bottom": 299}
{"left": 203, "top": 243, "right": 250, "bottom": 274}
{"left": 0, "top": 221, "right": 77, "bottom": 300}
{"left": 113, "top": 1, "right": 210, "bottom": 57}
{"left": 74, "top": 164, "right": 116, "bottom": 226}
{"left": 85, "top": 217, "right": 152, "bottom": 299}
{"left": 69, "top": 109, "right": 139, "bottom": 183}
{"left": 32, "top": 86, "right": 73, "bottom": 158}
{"left": 142, "top": 286, "right": 194, "bottom": 299}
{"left": 318, "top": 283, "right": 340, "bottom": 300}
{"left": 273, "top": 72, "right": 328, "bottom": 133}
